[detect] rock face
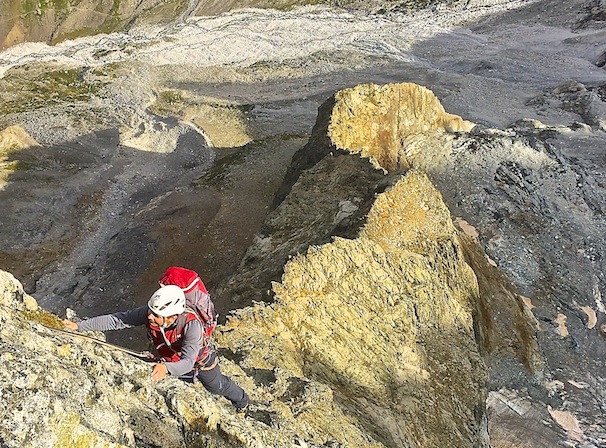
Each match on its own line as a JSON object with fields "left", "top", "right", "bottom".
{"left": 3, "top": 78, "right": 606, "bottom": 446}
{"left": 0, "top": 0, "right": 188, "bottom": 49}
{"left": 329, "top": 83, "right": 475, "bottom": 171}
{"left": 219, "top": 81, "right": 606, "bottom": 447}
{"left": 0, "top": 83, "right": 501, "bottom": 447}
{"left": 219, "top": 83, "right": 476, "bottom": 306}
{"left": 0, "top": 169, "right": 489, "bottom": 447}
{"left": 1, "top": 270, "right": 321, "bottom": 448}
{"left": 1, "top": 0, "right": 606, "bottom": 444}
{"left": 219, "top": 170, "right": 489, "bottom": 447}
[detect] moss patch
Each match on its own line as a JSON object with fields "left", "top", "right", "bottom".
{"left": 0, "top": 64, "right": 104, "bottom": 115}
{"left": 22, "top": 0, "right": 72, "bottom": 16}
{"left": 49, "top": 0, "right": 123, "bottom": 44}
{"left": 22, "top": 308, "right": 64, "bottom": 329}
{"left": 150, "top": 89, "right": 254, "bottom": 118}
{"left": 198, "top": 148, "right": 248, "bottom": 188}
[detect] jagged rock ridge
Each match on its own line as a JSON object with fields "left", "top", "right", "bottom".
{"left": 3, "top": 77, "right": 606, "bottom": 447}
{"left": 0, "top": 82, "right": 505, "bottom": 447}
{"left": 219, "top": 169, "right": 489, "bottom": 447}
{"left": 2, "top": 0, "right": 606, "bottom": 444}
{"left": 219, "top": 81, "right": 606, "bottom": 447}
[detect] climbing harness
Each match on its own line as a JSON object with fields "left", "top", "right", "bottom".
{"left": 195, "top": 352, "right": 219, "bottom": 371}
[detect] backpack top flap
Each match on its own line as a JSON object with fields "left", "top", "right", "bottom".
{"left": 159, "top": 266, "right": 216, "bottom": 326}
{"left": 159, "top": 266, "right": 208, "bottom": 294}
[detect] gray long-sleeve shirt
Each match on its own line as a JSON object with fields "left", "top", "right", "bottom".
{"left": 77, "top": 306, "right": 204, "bottom": 377}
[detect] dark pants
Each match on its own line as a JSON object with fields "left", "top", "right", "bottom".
{"left": 180, "top": 351, "right": 249, "bottom": 409}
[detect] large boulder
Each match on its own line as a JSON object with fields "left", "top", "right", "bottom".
{"left": 218, "top": 169, "right": 489, "bottom": 447}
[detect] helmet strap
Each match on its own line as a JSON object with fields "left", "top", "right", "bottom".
{"left": 159, "top": 325, "right": 172, "bottom": 349}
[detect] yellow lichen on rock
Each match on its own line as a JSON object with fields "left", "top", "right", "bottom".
{"left": 271, "top": 171, "right": 478, "bottom": 394}
{"left": 219, "top": 169, "right": 486, "bottom": 447}
{"left": 274, "top": 237, "right": 426, "bottom": 395}
{"left": 362, "top": 169, "right": 456, "bottom": 251}
{"left": 0, "top": 125, "right": 40, "bottom": 154}
{"left": 328, "top": 83, "right": 475, "bottom": 171}
{"left": 0, "top": 125, "right": 41, "bottom": 189}
{"left": 55, "top": 344, "right": 71, "bottom": 358}
{"left": 361, "top": 170, "right": 477, "bottom": 328}
{"left": 0, "top": 270, "right": 30, "bottom": 311}
{"left": 51, "top": 411, "right": 127, "bottom": 448}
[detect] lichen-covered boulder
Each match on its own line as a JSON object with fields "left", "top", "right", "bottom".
{"left": 329, "top": 83, "right": 474, "bottom": 171}
{"left": 218, "top": 170, "right": 489, "bottom": 447}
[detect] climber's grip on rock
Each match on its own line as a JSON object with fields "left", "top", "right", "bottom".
{"left": 63, "top": 317, "right": 164, "bottom": 380}
{"left": 62, "top": 319, "right": 78, "bottom": 331}
{"left": 151, "top": 362, "right": 168, "bottom": 382}
{"left": 50, "top": 267, "right": 249, "bottom": 412}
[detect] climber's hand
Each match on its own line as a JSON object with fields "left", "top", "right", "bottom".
{"left": 62, "top": 319, "right": 78, "bottom": 331}
{"left": 151, "top": 363, "right": 168, "bottom": 382}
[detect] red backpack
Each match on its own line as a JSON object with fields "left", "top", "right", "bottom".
{"left": 159, "top": 266, "right": 217, "bottom": 337}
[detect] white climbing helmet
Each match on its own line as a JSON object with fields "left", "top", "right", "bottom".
{"left": 148, "top": 285, "right": 186, "bottom": 317}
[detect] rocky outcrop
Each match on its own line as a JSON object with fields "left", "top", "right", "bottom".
{"left": 3, "top": 78, "right": 606, "bottom": 447}
{"left": 218, "top": 170, "right": 489, "bottom": 447}
{"left": 0, "top": 172, "right": 491, "bottom": 446}
{"left": 329, "top": 83, "right": 474, "bottom": 171}
{"left": 2, "top": 269, "right": 329, "bottom": 448}
{"left": 527, "top": 80, "right": 606, "bottom": 132}
{"left": 219, "top": 81, "right": 606, "bottom": 447}
{"left": 1, "top": 82, "right": 502, "bottom": 447}
{"left": 430, "top": 118, "right": 606, "bottom": 446}
{"left": 219, "top": 83, "right": 475, "bottom": 306}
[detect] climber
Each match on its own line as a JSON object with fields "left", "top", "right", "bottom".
{"left": 62, "top": 268, "right": 249, "bottom": 413}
